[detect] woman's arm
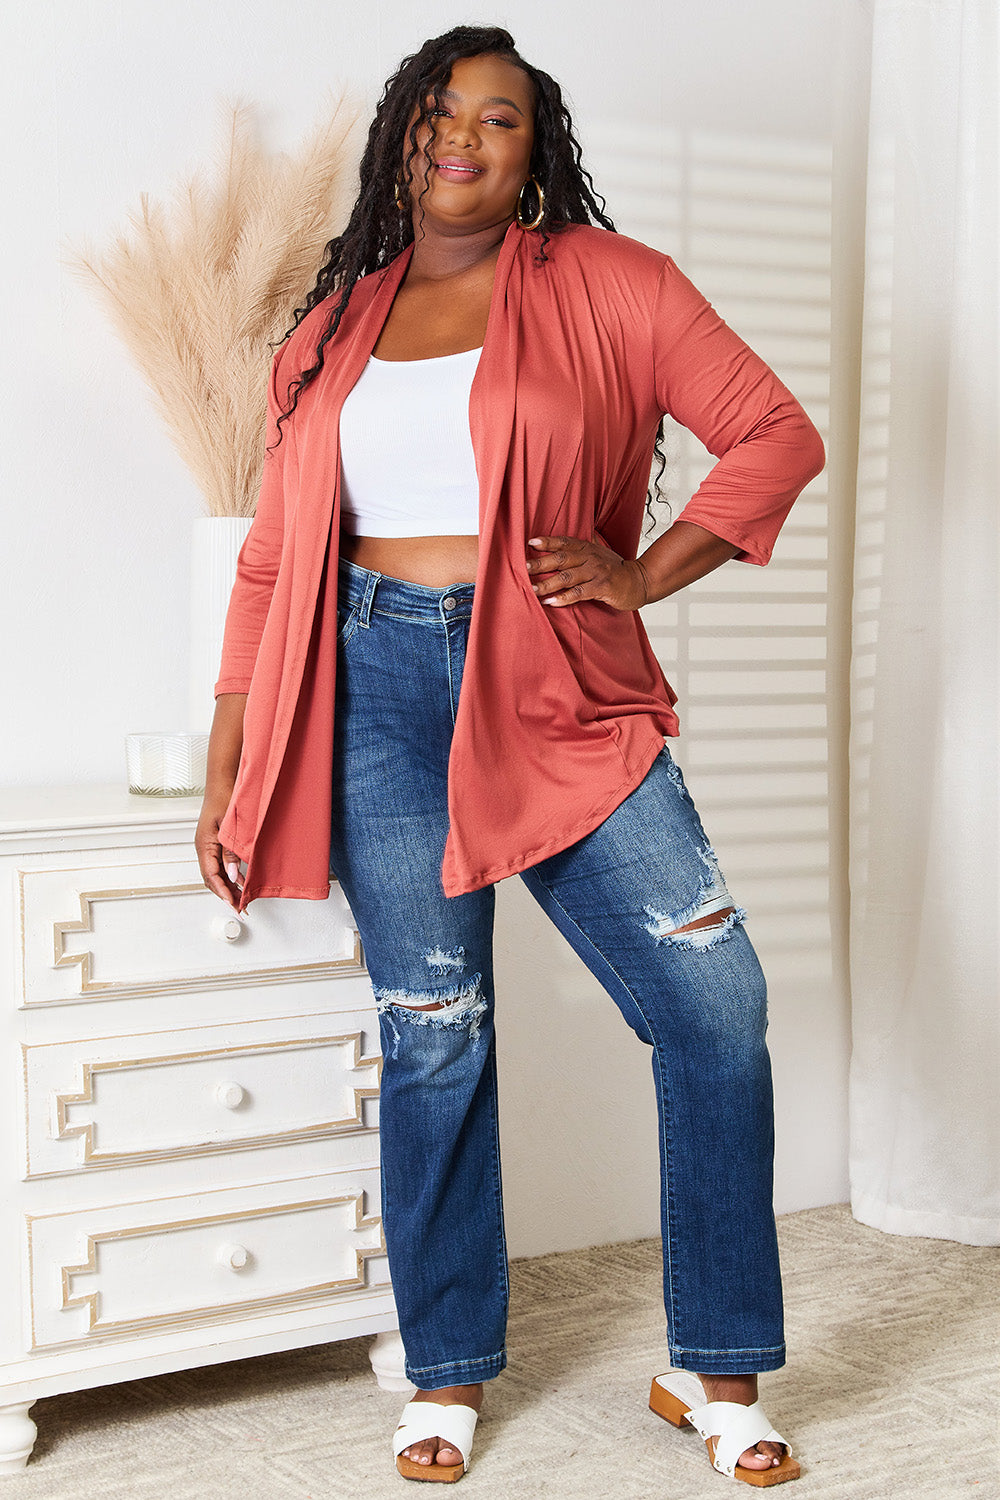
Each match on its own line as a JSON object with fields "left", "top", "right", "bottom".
{"left": 527, "top": 520, "right": 738, "bottom": 609}
{"left": 195, "top": 692, "right": 248, "bottom": 909}
{"left": 649, "top": 256, "right": 825, "bottom": 565}
{"left": 527, "top": 255, "right": 824, "bottom": 610}
{"left": 197, "top": 342, "right": 291, "bottom": 906}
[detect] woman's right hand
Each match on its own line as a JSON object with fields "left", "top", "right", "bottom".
{"left": 195, "top": 789, "right": 243, "bottom": 910}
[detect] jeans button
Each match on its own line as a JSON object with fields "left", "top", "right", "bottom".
{"left": 442, "top": 596, "right": 457, "bottom": 612}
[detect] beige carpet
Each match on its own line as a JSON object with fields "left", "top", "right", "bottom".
{"left": 7, "top": 1205, "right": 997, "bottom": 1498}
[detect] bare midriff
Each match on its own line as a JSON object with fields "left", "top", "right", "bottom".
{"left": 339, "top": 532, "right": 479, "bottom": 587}
{"left": 338, "top": 237, "right": 503, "bottom": 588}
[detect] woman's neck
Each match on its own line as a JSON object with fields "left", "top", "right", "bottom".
{"left": 405, "top": 218, "right": 512, "bottom": 284}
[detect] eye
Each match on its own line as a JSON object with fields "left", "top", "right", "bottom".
{"left": 485, "top": 116, "right": 515, "bottom": 128}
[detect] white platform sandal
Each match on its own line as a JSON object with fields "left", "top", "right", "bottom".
{"left": 393, "top": 1399, "right": 480, "bottom": 1483}
{"left": 649, "top": 1370, "right": 800, "bottom": 1486}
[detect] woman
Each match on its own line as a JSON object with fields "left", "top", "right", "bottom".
{"left": 196, "top": 24, "right": 824, "bottom": 1487}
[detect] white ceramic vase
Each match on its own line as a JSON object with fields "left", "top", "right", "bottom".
{"left": 189, "top": 515, "right": 252, "bottom": 732}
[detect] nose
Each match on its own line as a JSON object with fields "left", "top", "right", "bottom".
{"left": 443, "top": 111, "right": 480, "bottom": 150}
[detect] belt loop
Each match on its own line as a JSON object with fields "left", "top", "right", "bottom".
{"left": 358, "top": 569, "right": 380, "bottom": 628}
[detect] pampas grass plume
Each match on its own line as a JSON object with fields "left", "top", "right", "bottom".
{"left": 70, "top": 98, "right": 358, "bottom": 516}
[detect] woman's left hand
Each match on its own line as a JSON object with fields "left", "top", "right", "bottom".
{"left": 526, "top": 535, "right": 649, "bottom": 611}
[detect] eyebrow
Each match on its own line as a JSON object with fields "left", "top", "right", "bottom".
{"left": 436, "top": 86, "right": 524, "bottom": 117}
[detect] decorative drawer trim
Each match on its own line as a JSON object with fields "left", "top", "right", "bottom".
{"left": 57, "top": 1197, "right": 383, "bottom": 1338}
{"left": 52, "top": 883, "right": 207, "bottom": 991}
{"left": 17, "top": 863, "right": 365, "bottom": 1007}
{"left": 25, "top": 1174, "right": 388, "bottom": 1348}
{"left": 49, "top": 883, "right": 363, "bottom": 996}
{"left": 22, "top": 1029, "right": 381, "bottom": 1175}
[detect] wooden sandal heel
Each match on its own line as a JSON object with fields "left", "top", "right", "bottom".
{"left": 650, "top": 1370, "right": 801, "bottom": 1486}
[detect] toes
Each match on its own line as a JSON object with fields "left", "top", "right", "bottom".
{"left": 401, "top": 1438, "right": 463, "bottom": 1468}
{"left": 402, "top": 1439, "right": 437, "bottom": 1465}
{"left": 738, "top": 1442, "right": 785, "bottom": 1470}
{"left": 738, "top": 1447, "right": 772, "bottom": 1469}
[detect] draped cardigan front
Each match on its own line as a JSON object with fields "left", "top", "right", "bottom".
{"left": 214, "top": 221, "right": 825, "bottom": 911}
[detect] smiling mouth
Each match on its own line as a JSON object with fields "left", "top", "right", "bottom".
{"left": 434, "top": 162, "right": 484, "bottom": 175}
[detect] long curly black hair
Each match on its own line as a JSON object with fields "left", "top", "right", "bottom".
{"left": 277, "top": 23, "right": 668, "bottom": 522}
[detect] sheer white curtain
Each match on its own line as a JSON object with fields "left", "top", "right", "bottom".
{"left": 849, "top": 0, "right": 999, "bottom": 1244}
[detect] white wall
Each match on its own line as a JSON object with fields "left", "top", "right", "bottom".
{"left": 0, "top": 0, "right": 850, "bottom": 1257}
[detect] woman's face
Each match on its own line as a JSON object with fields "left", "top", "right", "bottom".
{"left": 402, "top": 53, "right": 536, "bottom": 234}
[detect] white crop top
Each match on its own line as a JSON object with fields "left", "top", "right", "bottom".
{"left": 338, "top": 346, "right": 482, "bottom": 536}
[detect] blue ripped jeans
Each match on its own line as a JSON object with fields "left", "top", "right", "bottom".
{"left": 329, "top": 557, "right": 785, "bottom": 1389}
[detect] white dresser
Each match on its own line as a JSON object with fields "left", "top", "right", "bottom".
{"left": 0, "top": 786, "right": 406, "bottom": 1474}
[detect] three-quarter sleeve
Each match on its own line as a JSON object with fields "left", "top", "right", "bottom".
{"left": 213, "top": 343, "right": 290, "bottom": 695}
{"left": 651, "top": 256, "right": 825, "bottom": 564}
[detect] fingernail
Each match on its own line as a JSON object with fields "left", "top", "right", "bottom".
{"left": 226, "top": 861, "right": 239, "bottom": 882}
{"left": 528, "top": 537, "right": 543, "bottom": 545}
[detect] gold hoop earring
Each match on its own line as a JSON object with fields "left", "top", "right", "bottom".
{"left": 394, "top": 176, "right": 408, "bottom": 212}
{"left": 516, "top": 175, "right": 545, "bottom": 230}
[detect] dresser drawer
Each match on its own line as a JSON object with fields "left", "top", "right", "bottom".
{"left": 21, "top": 1013, "right": 381, "bottom": 1177}
{"left": 17, "top": 858, "right": 362, "bottom": 1008}
{"left": 25, "top": 1170, "right": 388, "bottom": 1349}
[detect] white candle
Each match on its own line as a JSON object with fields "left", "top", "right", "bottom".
{"left": 125, "top": 733, "right": 209, "bottom": 796}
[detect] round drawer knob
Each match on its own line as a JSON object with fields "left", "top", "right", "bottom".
{"left": 214, "top": 1081, "right": 245, "bottom": 1110}
{"left": 217, "top": 1243, "right": 249, "bottom": 1270}
{"left": 211, "top": 915, "right": 244, "bottom": 942}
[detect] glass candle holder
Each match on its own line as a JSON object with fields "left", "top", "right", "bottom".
{"left": 126, "top": 732, "right": 209, "bottom": 796}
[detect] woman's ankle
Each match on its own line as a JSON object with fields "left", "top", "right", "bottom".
{"left": 412, "top": 1381, "right": 483, "bottom": 1409}
{"left": 695, "top": 1372, "right": 759, "bottom": 1404}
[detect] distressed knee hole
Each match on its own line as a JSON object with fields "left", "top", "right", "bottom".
{"left": 643, "top": 841, "right": 746, "bottom": 951}
{"left": 644, "top": 903, "right": 746, "bottom": 951}
{"left": 373, "top": 975, "right": 486, "bottom": 1058}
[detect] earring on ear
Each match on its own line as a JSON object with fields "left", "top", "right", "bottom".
{"left": 516, "top": 175, "right": 545, "bottom": 229}
{"left": 394, "top": 175, "right": 408, "bottom": 211}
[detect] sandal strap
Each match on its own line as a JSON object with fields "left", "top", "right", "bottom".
{"left": 392, "top": 1400, "right": 479, "bottom": 1471}
{"left": 684, "top": 1399, "right": 791, "bottom": 1479}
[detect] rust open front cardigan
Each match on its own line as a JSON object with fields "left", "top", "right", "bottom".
{"left": 214, "top": 221, "right": 825, "bottom": 911}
